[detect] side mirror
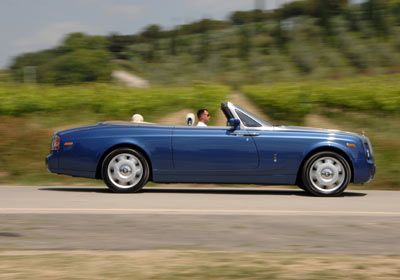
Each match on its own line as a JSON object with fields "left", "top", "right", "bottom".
{"left": 228, "top": 118, "right": 240, "bottom": 130}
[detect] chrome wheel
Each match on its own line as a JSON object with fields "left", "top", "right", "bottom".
{"left": 309, "top": 156, "right": 346, "bottom": 194}
{"left": 107, "top": 153, "right": 143, "bottom": 189}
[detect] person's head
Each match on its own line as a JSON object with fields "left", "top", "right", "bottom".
{"left": 197, "top": 108, "right": 210, "bottom": 124}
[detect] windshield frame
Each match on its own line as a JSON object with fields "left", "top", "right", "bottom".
{"left": 228, "top": 103, "right": 273, "bottom": 129}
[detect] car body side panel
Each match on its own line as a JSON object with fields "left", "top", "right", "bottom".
{"left": 152, "top": 171, "right": 294, "bottom": 184}
{"left": 49, "top": 125, "right": 173, "bottom": 178}
{"left": 171, "top": 126, "right": 259, "bottom": 171}
{"left": 47, "top": 122, "right": 375, "bottom": 186}
{"left": 249, "top": 129, "right": 363, "bottom": 178}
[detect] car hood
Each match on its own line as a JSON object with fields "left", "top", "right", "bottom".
{"left": 277, "top": 125, "right": 362, "bottom": 138}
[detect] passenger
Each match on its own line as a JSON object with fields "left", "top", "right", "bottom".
{"left": 196, "top": 108, "right": 210, "bottom": 127}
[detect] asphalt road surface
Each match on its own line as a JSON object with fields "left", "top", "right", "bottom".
{"left": 1, "top": 185, "right": 400, "bottom": 254}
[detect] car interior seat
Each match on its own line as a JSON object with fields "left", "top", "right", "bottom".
{"left": 131, "top": 114, "right": 144, "bottom": 123}
{"left": 185, "top": 113, "right": 195, "bottom": 126}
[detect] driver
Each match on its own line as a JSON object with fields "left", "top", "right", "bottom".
{"left": 196, "top": 108, "right": 210, "bottom": 127}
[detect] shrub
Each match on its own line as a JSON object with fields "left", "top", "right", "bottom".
{"left": 243, "top": 74, "right": 400, "bottom": 123}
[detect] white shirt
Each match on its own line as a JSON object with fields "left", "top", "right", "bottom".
{"left": 197, "top": 121, "right": 207, "bottom": 127}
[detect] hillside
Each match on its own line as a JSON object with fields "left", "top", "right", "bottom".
{"left": 9, "top": 0, "right": 400, "bottom": 85}
{"left": 0, "top": 74, "right": 398, "bottom": 188}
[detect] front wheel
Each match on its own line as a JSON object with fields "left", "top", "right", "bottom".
{"left": 102, "top": 148, "right": 150, "bottom": 193}
{"left": 301, "top": 152, "right": 351, "bottom": 196}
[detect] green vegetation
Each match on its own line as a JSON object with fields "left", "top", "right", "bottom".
{"left": 243, "top": 74, "right": 400, "bottom": 122}
{"left": 11, "top": 33, "right": 112, "bottom": 85}
{"left": 0, "top": 70, "right": 10, "bottom": 82}
{"left": 326, "top": 111, "right": 399, "bottom": 189}
{"left": 2, "top": 1, "right": 400, "bottom": 188}
{"left": 8, "top": 0, "right": 400, "bottom": 85}
{"left": 1, "top": 250, "right": 400, "bottom": 280}
{"left": 0, "top": 83, "right": 228, "bottom": 185}
{"left": 243, "top": 74, "right": 400, "bottom": 189}
{"left": 0, "top": 83, "right": 227, "bottom": 119}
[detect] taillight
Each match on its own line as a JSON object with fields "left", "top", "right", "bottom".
{"left": 51, "top": 135, "right": 60, "bottom": 151}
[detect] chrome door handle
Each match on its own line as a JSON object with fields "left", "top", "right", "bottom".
{"left": 231, "top": 132, "right": 259, "bottom": 136}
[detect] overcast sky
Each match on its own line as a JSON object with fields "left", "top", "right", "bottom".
{"left": 0, "top": 0, "right": 295, "bottom": 68}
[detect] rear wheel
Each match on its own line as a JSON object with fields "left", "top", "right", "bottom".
{"left": 102, "top": 148, "right": 149, "bottom": 193}
{"left": 301, "top": 151, "right": 351, "bottom": 196}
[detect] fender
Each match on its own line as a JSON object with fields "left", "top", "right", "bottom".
{"left": 304, "top": 141, "right": 357, "bottom": 163}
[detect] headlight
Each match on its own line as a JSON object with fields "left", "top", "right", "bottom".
{"left": 363, "top": 137, "right": 373, "bottom": 160}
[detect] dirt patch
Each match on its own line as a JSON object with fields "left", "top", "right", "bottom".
{"left": 214, "top": 106, "right": 227, "bottom": 126}
{"left": 214, "top": 92, "right": 271, "bottom": 125}
{"left": 1, "top": 250, "right": 400, "bottom": 279}
{"left": 157, "top": 109, "right": 194, "bottom": 125}
{"left": 112, "top": 70, "right": 150, "bottom": 88}
{"left": 305, "top": 114, "right": 344, "bottom": 130}
{"left": 156, "top": 92, "right": 271, "bottom": 126}
{"left": 229, "top": 92, "right": 271, "bottom": 121}
{"left": 157, "top": 109, "right": 226, "bottom": 126}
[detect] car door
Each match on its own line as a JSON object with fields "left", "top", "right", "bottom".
{"left": 246, "top": 128, "right": 306, "bottom": 175}
{"left": 172, "top": 126, "right": 259, "bottom": 172}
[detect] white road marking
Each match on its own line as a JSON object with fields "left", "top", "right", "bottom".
{"left": 1, "top": 208, "right": 400, "bottom": 216}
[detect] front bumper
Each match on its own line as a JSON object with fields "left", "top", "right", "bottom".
{"left": 353, "top": 159, "right": 376, "bottom": 184}
{"left": 367, "top": 163, "right": 376, "bottom": 183}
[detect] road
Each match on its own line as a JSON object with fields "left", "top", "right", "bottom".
{"left": 1, "top": 185, "right": 400, "bottom": 254}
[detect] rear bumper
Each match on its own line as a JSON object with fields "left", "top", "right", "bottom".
{"left": 46, "top": 153, "right": 96, "bottom": 178}
{"left": 46, "top": 153, "right": 58, "bottom": 173}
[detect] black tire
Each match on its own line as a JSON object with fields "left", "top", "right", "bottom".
{"left": 102, "top": 148, "right": 150, "bottom": 193}
{"left": 301, "top": 151, "right": 351, "bottom": 197}
{"left": 296, "top": 181, "right": 308, "bottom": 192}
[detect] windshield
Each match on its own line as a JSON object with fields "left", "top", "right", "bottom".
{"left": 234, "top": 105, "right": 273, "bottom": 127}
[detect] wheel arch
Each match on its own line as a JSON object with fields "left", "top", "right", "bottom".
{"left": 95, "top": 143, "right": 153, "bottom": 181}
{"left": 296, "top": 146, "right": 354, "bottom": 185}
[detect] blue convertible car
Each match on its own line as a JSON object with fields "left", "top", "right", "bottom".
{"left": 46, "top": 102, "right": 375, "bottom": 196}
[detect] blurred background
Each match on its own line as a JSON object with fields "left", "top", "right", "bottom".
{"left": 0, "top": 0, "right": 399, "bottom": 188}
{"left": 1, "top": 2, "right": 400, "bottom": 279}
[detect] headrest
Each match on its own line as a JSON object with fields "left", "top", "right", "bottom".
{"left": 185, "top": 113, "right": 195, "bottom": 126}
{"left": 132, "top": 114, "right": 144, "bottom": 123}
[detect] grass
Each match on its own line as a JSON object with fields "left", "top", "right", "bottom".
{"left": 324, "top": 111, "right": 400, "bottom": 189}
{"left": 1, "top": 250, "right": 400, "bottom": 280}
{"left": 242, "top": 74, "right": 400, "bottom": 189}
{"left": 242, "top": 74, "right": 400, "bottom": 123}
{"left": 0, "top": 74, "right": 399, "bottom": 188}
{"left": 0, "top": 82, "right": 228, "bottom": 119}
{"left": 0, "top": 83, "right": 228, "bottom": 185}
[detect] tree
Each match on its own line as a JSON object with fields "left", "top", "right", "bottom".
{"left": 271, "top": 22, "right": 287, "bottom": 48}
{"left": 140, "top": 25, "right": 163, "bottom": 62}
{"left": 62, "top": 33, "right": 109, "bottom": 51}
{"left": 363, "top": 0, "right": 390, "bottom": 36}
{"left": 230, "top": 11, "right": 253, "bottom": 25}
{"left": 198, "top": 32, "right": 210, "bottom": 62}
{"left": 177, "top": 19, "right": 229, "bottom": 35}
{"left": 42, "top": 49, "right": 112, "bottom": 84}
{"left": 307, "top": 0, "right": 349, "bottom": 33}
{"left": 278, "top": 1, "right": 308, "bottom": 19}
{"left": 169, "top": 31, "right": 178, "bottom": 56}
{"left": 392, "top": 0, "right": 400, "bottom": 25}
{"left": 140, "top": 24, "right": 162, "bottom": 41}
{"left": 107, "top": 33, "right": 136, "bottom": 59}
{"left": 391, "top": 0, "right": 400, "bottom": 25}
{"left": 238, "top": 26, "right": 251, "bottom": 60}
